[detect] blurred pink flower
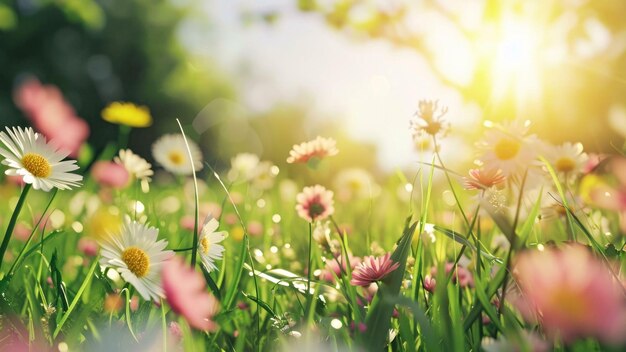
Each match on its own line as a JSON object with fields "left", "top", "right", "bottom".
{"left": 13, "top": 78, "right": 89, "bottom": 157}
{"left": 351, "top": 253, "right": 399, "bottom": 287}
{"left": 513, "top": 245, "right": 626, "bottom": 344}
{"left": 162, "top": 256, "right": 220, "bottom": 331}
{"left": 286, "top": 136, "right": 338, "bottom": 164}
{"left": 247, "top": 221, "right": 263, "bottom": 237}
{"left": 430, "top": 263, "right": 475, "bottom": 288}
{"left": 463, "top": 168, "right": 506, "bottom": 190}
{"left": 295, "top": 185, "right": 334, "bottom": 222}
{"left": 319, "top": 254, "right": 361, "bottom": 283}
{"left": 91, "top": 161, "right": 130, "bottom": 189}
{"left": 423, "top": 275, "right": 436, "bottom": 293}
{"left": 78, "top": 237, "right": 99, "bottom": 257}
{"left": 588, "top": 157, "right": 626, "bottom": 232}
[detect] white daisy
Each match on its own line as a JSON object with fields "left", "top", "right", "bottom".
{"left": 152, "top": 134, "right": 203, "bottom": 175}
{"left": 198, "top": 216, "right": 226, "bottom": 272}
{"left": 0, "top": 126, "right": 82, "bottom": 191}
{"left": 477, "top": 120, "right": 538, "bottom": 177}
{"left": 544, "top": 142, "right": 588, "bottom": 177}
{"left": 227, "top": 153, "right": 260, "bottom": 182}
{"left": 99, "top": 217, "right": 174, "bottom": 301}
{"left": 114, "top": 149, "right": 153, "bottom": 182}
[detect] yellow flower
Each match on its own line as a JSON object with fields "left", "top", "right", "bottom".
{"left": 102, "top": 102, "right": 152, "bottom": 128}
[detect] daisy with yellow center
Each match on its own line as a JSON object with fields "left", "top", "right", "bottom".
{"left": 101, "top": 102, "right": 152, "bottom": 128}
{"left": 197, "top": 216, "right": 227, "bottom": 272}
{"left": 477, "top": 121, "right": 538, "bottom": 177}
{"left": 545, "top": 142, "right": 588, "bottom": 177}
{"left": 99, "top": 217, "right": 173, "bottom": 301}
{"left": 0, "top": 127, "right": 82, "bottom": 191}
{"left": 152, "top": 134, "right": 203, "bottom": 175}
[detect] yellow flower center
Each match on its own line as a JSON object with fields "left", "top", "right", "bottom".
{"left": 22, "top": 153, "right": 51, "bottom": 178}
{"left": 121, "top": 246, "right": 150, "bottom": 278}
{"left": 200, "top": 236, "right": 211, "bottom": 254}
{"left": 494, "top": 138, "right": 521, "bottom": 160}
{"left": 168, "top": 151, "right": 185, "bottom": 165}
{"left": 555, "top": 157, "right": 576, "bottom": 173}
{"left": 548, "top": 289, "right": 588, "bottom": 323}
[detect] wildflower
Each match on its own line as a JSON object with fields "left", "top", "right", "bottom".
{"left": 319, "top": 254, "right": 361, "bottom": 283}
{"left": 430, "top": 262, "right": 474, "bottom": 288}
{"left": 544, "top": 142, "right": 588, "bottom": 177}
{"left": 477, "top": 120, "right": 538, "bottom": 176}
{"left": 252, "top": 161, "right": 277, "bottom": 190}
{"left": 227, "top": 153, "right": 260, "bottom": 182}
{"left": 286, "top": 136, "right": 338, "bottom": 164}
{"left": 101, "top": 102, "right": 152, "bottom": 127}
{"left": 114, "top": 149, "right": 153, "bottom": 183}
{"left": 99, "top": 217, "right": 174, "bottom": 301}
{"left": 198, "top": 216, "right": 227, "bottom": 272}
{"left": 333, "top": 168, "right": 378, "bottom": 201}
{"left": 423, "top": 275, "right": 436, "bottom": 293}
{"left": 513, "top": 245, "right": 626, "bottom": 344}
{"left": 350, "top": 253, "right": 400, "bottom": 286}
{"left": 410, "top": 100, "right": 450, "bottom": 138}
{"left": 586, "top": 157, "right": 626, "bottom": 233}
{"left": 0, "top": 127, "right": 82, "bottom": 191}
{"left": 14, "top": 78, "right": 89, "bottom": 157}
{"left": 152, "top": 134, "right": 203, "bottom": 175}
{"left": 91, "top": 161, "right": 129, "bottom": 189}
{"left": 463, "top": 168, "right": 506, "bottom": 190}
{"left": 295, "top": 185, "right": 335, "bottom": 222}
{"left": 162, "top": 256, "right": 220, "bottom": 331}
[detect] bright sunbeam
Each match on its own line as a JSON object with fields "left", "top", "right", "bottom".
{"left": 490, "top": 15, "right": 542, "bottom": 105}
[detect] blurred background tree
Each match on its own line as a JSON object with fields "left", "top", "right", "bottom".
{"left": 259, "top": 0, "right": 626, "bottom": 151}
{"left": 0, "top": 0, "right": 233, "bottom": 162}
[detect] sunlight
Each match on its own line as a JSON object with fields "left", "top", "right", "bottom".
{"left": 489, "top": 15, "right": 542, "bottom": 104}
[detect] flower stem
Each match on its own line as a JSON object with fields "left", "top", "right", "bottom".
{"left": 305, "top": 222, "right": 313, "bottom": 320}
{"left": 176, "top": 119, "right": 200, "bottom": 267}
{"left": 0, "top": 183, "right": 32, "bottom": 272}
{"left": 117, "top": 125, "right": 131, "bottom": 150}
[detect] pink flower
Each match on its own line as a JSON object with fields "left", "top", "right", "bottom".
{"left": 463, "top": 168, "right": 506, "bottom": 190}
{"left": 162, "top": 256, "right": 220, "bottom": 331}
{"left": 295, "top": 185, "right": 334, "bottom": 222}
{"left": 513, "top": 245, "right": 626, "bottom": 344}
{"left": 78, "top": 237, "right": 99, "bottom": 257}
{"left": 319, "top": 255, "right": 361, "bottom": 283}
{"left": 430, "top": 263, "right": 474, "bottom": 288}
{"left": 247, "top": 221, "right": 263, "bottom": 237}
{"left": 588, "top": 157, "right": 626, "bottom": 232}
{"left": 13, "top": 78, "right": 89, "bottom": 157}
{"left": 91, "top": 161, "right": 130, "bottom": 189}
{"left": 423, "top": 275, "right": 436, "bottom": 293}
{"left": 350, "top": 253, "right": 400, "bottom": 287}
{"left": 286, "top": 136, "right": 338, "bottom": 164}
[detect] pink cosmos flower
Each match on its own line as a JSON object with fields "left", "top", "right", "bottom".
{"left": 350, "top": 253, "right": 400, "bottom": 287}
{"left": 463, "top": 168, "right": 506, "bottom": 190}
{"left": 513, "top": 245, "right": 626, "bottom": 344}
{"left": 162, "top": 256, "right": 220, "bottom": 331}
{"left": 14, "top": 78, "right": 89, "bottom": 157}
{"left": 91, "top": 161, "right": 130, "bottom": 189}
{"left": 295, "top": 185, "right": 335, "bottom": 222}
{"left": 286, "top": 136, "right": 338, "bottom": 164}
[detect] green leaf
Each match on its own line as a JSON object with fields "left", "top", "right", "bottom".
{"left": 363, "top": 220, "right": 418, "bottom": 350}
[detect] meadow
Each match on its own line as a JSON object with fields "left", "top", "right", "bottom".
{"left": 1, "top": 96, "right": 625, "bottom": 352}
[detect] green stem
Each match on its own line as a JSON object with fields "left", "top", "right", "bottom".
{"left": 117, "top": 125, "right": 131, "bottom": 150}
{"left": 0, "top": 184, "right": 32, "bottom": 272}
{"left": 175, "top": 119, "right": 200, "bottom": 267}
{"left": 305, "top": 222, "right": 313, "bottom": 320}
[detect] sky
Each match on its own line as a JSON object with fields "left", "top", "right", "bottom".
{"left": 178, "top": 0, "right": 481, "bottom": 170}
